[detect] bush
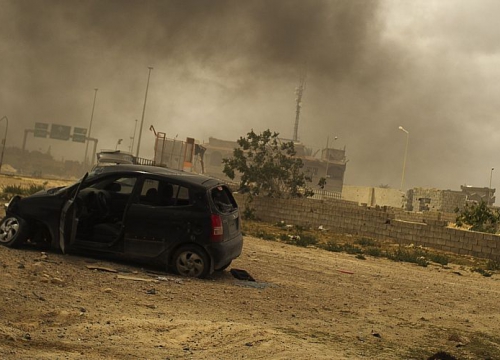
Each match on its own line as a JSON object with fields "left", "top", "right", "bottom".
{"left": 386, "top": 247, "right": 428, "bottom": 267}
{"left": 255, "top": 230, "right": 276, "bottom": 241}
{"left": 321, "top": 240, "right": 344, "bottom": 252}
{"left": 354, "top": 237, "right": 379, "bottom": 247}
{"left": 486, "top": 259, "right": 500, "bottom": 271}
{"left": 1, "top": 184, "right": 46, "bottom": 200}
{"left": 364, "top": 247, "right": 383, "bottom": 257}
{"left": 455, "top": 201, "right": 500, "bottom": 233}
{"left": 427, "top": 253, "right": 449, "bottom": 266}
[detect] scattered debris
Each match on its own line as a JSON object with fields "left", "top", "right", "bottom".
{"left": 117, "top": 275, "right": 158, "bottom": 282}
{"left": 427, "top": 351, "right": 458, "bottom": 360}
{"left": 32, "top": 291, "right": 45, "bottom": 301}
{"left": 337, "top": 269, "right": 354, "bottom": 275}
{"left": 50, "top": 277, "right": 64, "bottom": 285}
{"left": 86, "top": 265, "right": 118, "bottom": 273}
{"left": 371, "top": 331, "right": 381, "bottom": 338}
{"left": 230, "top": 269, "right": 255, "bottom": 281}
{"left": 235, "top": 281, "right": 275, "bottom": 289}
{"left": 156, "top": 276, "right": 184, "bottom": 284}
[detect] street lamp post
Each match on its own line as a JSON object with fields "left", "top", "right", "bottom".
{"left": 398, "top": 126, "right": 409, "bottom": 190}
{"left": 130, "top": 119, "right": 138, "bottom": 153}
{"left": 489, "top": 167, "right": 494, "bottom": 205}
{"left": 115, "top": 139, "right": 123, "bottom": 150}
{"left": 84, "top": 88, "right": 98, "bottom": 168}
{"left": 136, "top": 67, "right": 153, "bottom": 158}
{"left": 0, "top": 116, "right": 9, "bottom": 173}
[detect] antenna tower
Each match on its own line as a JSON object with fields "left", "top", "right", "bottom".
{"left": 293, "top": 70, "right": 307, "bottom": 142}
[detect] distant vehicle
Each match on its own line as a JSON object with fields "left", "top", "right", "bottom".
{"left": 92, "top": 150, "right": 158, "bottom": 171}
{"left": 0, "top": 165, "right": 243, "bottom": 278}
{"left": 95, "top": 150, "right": 135, "bottom": 166}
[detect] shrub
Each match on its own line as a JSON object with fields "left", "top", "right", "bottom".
{"left": 427, "top": 253, "right": 449, "bottom": 266}
{"left": 342, "top": 243, "right": 363, "bottom": 255}
{"left": 471, "top": 267, "right": 492, "bottom": 277}
{"left": 364, "top": 247, "right": 383, "bottom": 257}
{"left": 486, "top": 259, "right": 500, "bottom": 271}
{"left": 255, "top": 230, "right": 276, "bottom": 241}
{"left": 455, "top": 201, "right": 500, "bottom": 233}
{"left": 354, "top": 237, "right": 379, "bottom": 247}
{"left": 321, "top": 240, "right": 343, "bottom": 252}
{"left": 386, "top": 247, "right": 428, "bottom": 267}
{"left": 1, "top": 184, "right": 46, "bottom": 200}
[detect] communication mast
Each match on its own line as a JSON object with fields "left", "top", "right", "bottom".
{"left": 293, "top": 71, "right": 307, "bottom": 142}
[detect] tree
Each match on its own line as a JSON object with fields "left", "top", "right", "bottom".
{"left": 455, "top": 201, "right": 500, "bottom": 233}
{"left": 222, "top": 129, "right": 313, "bottom": 198}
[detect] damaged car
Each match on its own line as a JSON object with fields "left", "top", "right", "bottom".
{"left": 0, "top": 165, "right": 243, "bottom": 278}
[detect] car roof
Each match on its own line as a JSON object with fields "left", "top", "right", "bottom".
{"left": 90, "top": 164, "right": 222, "bottom": 188}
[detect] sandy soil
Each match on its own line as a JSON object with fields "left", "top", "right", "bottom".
{"left": 0, "top": 176, "right": 499, "bottom": 359}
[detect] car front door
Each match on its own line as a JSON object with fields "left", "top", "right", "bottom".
{"left": 59, "top": 173, "right": 88, "bottom": 253}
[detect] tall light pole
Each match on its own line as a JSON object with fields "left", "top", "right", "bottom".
{"left": 489, "top": 167, "right": 494, "bottom": 205}
{"left": 130, "top": 119, "right": 138, "bottom": 153}
{"left": 398, "top": 126, "right": 409, "bottom": 190}
{"left": 136, "top": 66, "right": 153, "bottom": 158}
{"left": 84, "top": 88, "right": 98, "bottom": 168}
{"left": 0, "top": 116, "right": 9, "bottom": 173}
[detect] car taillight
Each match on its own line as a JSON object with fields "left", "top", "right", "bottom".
{"left": 210, "top": 214, "right": 223, "bottom": 242}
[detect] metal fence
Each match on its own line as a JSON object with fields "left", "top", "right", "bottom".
{"left": 308, "top": 189, "right": 342, "bottom": 200}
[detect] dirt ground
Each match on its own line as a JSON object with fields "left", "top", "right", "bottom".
{"left": 0, "top": 176, "right": 499, "bottom": 359}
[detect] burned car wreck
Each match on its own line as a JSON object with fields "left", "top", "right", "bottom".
{"left": 0, "top": 165, "right": 243, "bottom": 278}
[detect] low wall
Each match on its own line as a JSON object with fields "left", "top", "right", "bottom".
{"left": 234, "top": 194, "right": 500, "bottom": 262}
{"left": 341, "top": 186, "right": 405, "bottom": 208}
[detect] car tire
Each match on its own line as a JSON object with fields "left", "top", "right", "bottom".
{"left": 215, "top": 261, "right": 232, "bottom": 272}
{"left": 0, "top": 215, "right": 30, "bottom": 248}
{"left": 172, "top": 245, "right": 210, "bottom": 278}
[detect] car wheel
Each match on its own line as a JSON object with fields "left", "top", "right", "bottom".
{"left": 172, "top": 246, "right": 210, "bottom": 278}
{"left": 0, "top": 216, "right": 30, "bottom": 248}
{"left": 215, "top": 261, "right": 232, "bottom": 272}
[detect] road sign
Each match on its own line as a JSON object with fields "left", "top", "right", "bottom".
{"left": 72, "top": 127, "right": 87, "bottom": 143}
{"left": 50, "top": 124, "right": 71, "bottom": 140}
{"left": 34, "top": 122, "right": 49, "bottom": 138}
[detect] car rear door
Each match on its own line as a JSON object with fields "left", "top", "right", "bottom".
{"left": 123, "top": 177, "right": 201, "bottom": 258}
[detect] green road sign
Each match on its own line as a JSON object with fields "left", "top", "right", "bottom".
{"left": 72, "top": 127, "right": 87, "bottom": 143}
{"left": 34, "top": 122, "right": 49, "bottom": 138}
{"left": 50, "top": 124, "right": 71, "bottom": 140}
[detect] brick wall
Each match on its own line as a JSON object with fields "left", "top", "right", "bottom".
{"left": 408, "top": 188, "right": 466, "bottom": 213}
{"left": 235, "top": 194, "right": 500, "bottom": 262}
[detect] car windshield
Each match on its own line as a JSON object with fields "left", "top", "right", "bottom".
{"left": 51, "top": 173, "right": 92, "bottom": 195}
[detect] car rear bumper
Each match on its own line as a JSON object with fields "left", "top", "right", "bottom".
{"left": 208, "top": 234, "right": 243, "bottom": 270}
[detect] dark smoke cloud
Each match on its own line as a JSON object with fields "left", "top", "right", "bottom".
{"left": 1, "top": 0, "right": 383, "bottom": 148}
{"left": 2, "top": 0, "right": 498, "bottom": 192}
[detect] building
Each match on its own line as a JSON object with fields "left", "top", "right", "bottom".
{"left": 201, "top": 137, "right": 347, "bottom": 193}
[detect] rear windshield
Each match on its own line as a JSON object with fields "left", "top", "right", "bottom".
{"left": 211, "top": 185, "right": 237, "bottom": 213}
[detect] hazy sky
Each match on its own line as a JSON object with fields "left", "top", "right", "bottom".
{"left": 1, "top": 0, "right": 500, "bottom": 191}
